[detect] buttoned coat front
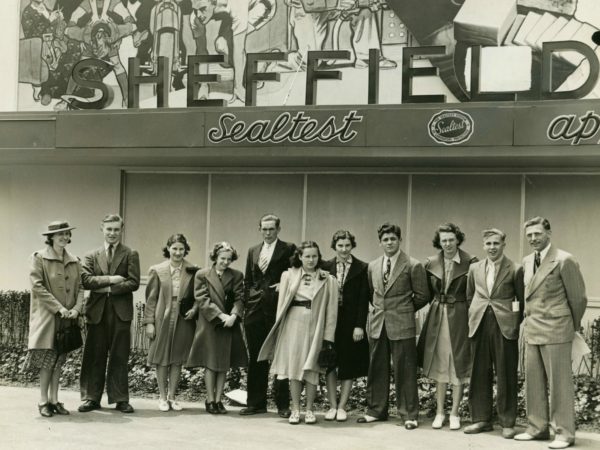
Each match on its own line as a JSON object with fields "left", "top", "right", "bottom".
{"left": 367, "top": 251, "right": 430, "bottom": 341}
{"left": 466, "top": 257, "right": 524, "bottom": 340}
{"left": 28, "top": 246, "right": 84, "bottom": 349}
{"left": 258, "top": 267, "right": 338, "bottom": 373}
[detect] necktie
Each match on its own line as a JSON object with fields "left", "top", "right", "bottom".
{"left": 534, "top": 251, "right": 541, "bottom": 274}
{"left": 258, "top": 245, "right": 270, "bottom": 273}
{"left": 107, "top": 244, "right": 114, "bottom": 270}
{"left": 217, "top": 272, "right": 222, "bottom": 280}
{"left": 383, "top": 258, "right": 391, "bottom": 289}
{"left": 486, "top": 261, "right": 495, "bottom": 294}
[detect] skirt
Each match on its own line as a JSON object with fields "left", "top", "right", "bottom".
{"left": 425, "top": 305, "right": 468, "bottom": 386}
{"left": 22, "top": 349, "right": 67, "bottom": 371}
{"left": 270, "top": 305, "right": 319, "bottom": 385}
{"left": 148, "top": 298, "right": 195, "bottom": 366}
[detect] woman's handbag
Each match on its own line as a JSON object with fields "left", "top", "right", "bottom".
{"left": 55, "top": 319, "right": 83, "bottom": 355}
{"left": 317, "top": 340, "right": 337, "bottom": 369}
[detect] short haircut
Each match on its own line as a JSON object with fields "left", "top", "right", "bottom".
{"left": 482, "top": 228, "right": 506, "bottom": 242}
{"left": 330, "top": 230, "right": 357, "bottom": 250}
{"left": 45, "top": 231, "right": 72, "bottom": 246}
{"left": 162, "top": 233, "right": 191, "bottom": 258}
{"left": 377, "top": 222, "right": 402, "bottom": 240}
{"left": 432, "top": 223, "right": 465, "bottom": 250}
{"left": 209, "top": 241, "right": 239, "bottom": 262}
{"left": 103, "top": 214, "right": 124, "bottom": 226}
{"left": 524, "top": 216, "right": 551, "bottom": 231}
{"left": 259, "top": 213, "right": 281, "bottom": 228}
{"left": 291, "top": 241, "right": 322, "bottom": 268}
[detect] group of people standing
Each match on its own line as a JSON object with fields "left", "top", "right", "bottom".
{"left": 26, "top": 213, "right": 587, "bottom": 450}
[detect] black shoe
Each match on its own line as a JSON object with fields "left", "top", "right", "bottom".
{"left": 50, "top": 402, "right": 70, "bottom": 415}
{"left": 216, "top": 401, "right": 227, "bottom": 414}
{"left": 239, "top": 406, "right": 267, "bottom": 415}
{"left": 115, "top": 402, "right": 134, "bottom": 413}
{"left": 38, "top": 402, "right": 53, "bottom": 417}
{"left": 205, "top": 401, "right": 219, "bottom": 414}
{"left": 278, "top": 408, "right": 291, "bottom": 419}
{"left": 78, "top": 400, "right": 101, "bottom": 413}
{"left": 464, "top": 422, "right": 493, "bottom": 434}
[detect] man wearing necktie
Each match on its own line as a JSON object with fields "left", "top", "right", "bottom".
{"left": 358, "top": 222, "right": 430, "bottom": 429}
{"left": 241, "top": 214, "right": 296, "bottom": 417}
{"left": 79, "top": 214, "right": 140, "bottom": 414}
{"left": 515, "top": 217, "right": 587, "bottom": 449}
{"left": 464, "top": 229, "right": 524, "bottom": 439}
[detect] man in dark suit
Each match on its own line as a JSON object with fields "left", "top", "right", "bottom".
{"left": 514, "top": 217, "right": 587, "bottom": 449}
{"left": 464, "top": 228, "right": 524, "bottom": 439}
{"left": 79, "top": 214, "right": 140, "bottom": 413}
{"left": 358, "top": 222, "right": 430, "bottom": 429}
{"left": 240, "top": 214, "right": 296, "bottom": 417}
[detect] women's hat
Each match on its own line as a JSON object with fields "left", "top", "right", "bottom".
{"left": 42, "top": 221, "right": 76, "bottom": 235}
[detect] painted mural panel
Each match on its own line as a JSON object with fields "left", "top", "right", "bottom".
{"left": 16, "top": 0, "right": 600, "bottom": 110}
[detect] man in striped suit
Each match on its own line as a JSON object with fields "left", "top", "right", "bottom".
{"left": 514, "top": 217, "right": 587, "bottom": 449}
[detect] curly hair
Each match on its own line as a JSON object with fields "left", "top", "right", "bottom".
{"left": 291, "top": 241, "right": 322, "bottom": 268}
{"left": 209, "top": 241, "right": 239, "bottom": 262}
{"left": 432, "top": 223, "right": 465, "bottom": 250}
{"left": 162, "top": 234, "right": 191, "bottom": 258}
{"left": 330, "top": 230, "right": 357, "bottom": 250}
{"left": 377, "top": 222, "right": 402, "bottom": 240}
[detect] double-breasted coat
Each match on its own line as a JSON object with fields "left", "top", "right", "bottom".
{"left": 186, "top": 266, "right": 248, "bottom": 371}
{"left": 28, "top": 246, "right": 84, "bottom": 349}
{"left": 258, "top": 267, "right": 338, "bottom": 374}
{"left": 417, "top": 248, "right": 477, "bottom": 380}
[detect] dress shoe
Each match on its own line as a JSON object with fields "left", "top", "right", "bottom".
{"left": 548, "top": 440, "right": 573, "bottom": 449}
{"left": 78, "top": 400, "right": 101, "bottom": 413}
{"left": 502, "top": 427, "right": 516, "bottom": 439}
{"left": 432, "top": 414, "right": 445, "bottom": 429}
{"left": 38, "top": 402, "right": 53, "bottom": 417}
{"left": 357, "top": 415, "right": 386, "bottom": 423}
{"left": 205, "top": 401, "right": 219, "bottom": 414}
{"left": 355, "top": 57, "right": 397, "bottom": 70}
{"left": 514, "top": 431, "right": 550, "bottom": 441}
{"left": 278, "top": 408, "right": 291, "bottom": 419}
{"left": 464, "top": 422, "right": 493, "bottom": 434}
{"left": 50, "top": 402, "right": 70, "bottom": 415}
{"left": 404, "top": 420, "right": 418, "bottom": 430}
{"left": 216, "top": 401, "right": 227, "bottom": 414}
{"left": 304, "top": 410, "right": 317, "bottom": 424}
{"left": 288, "top": 410, "right": 300, "bottom": 425}
{"left": 115, "top": 401, "right": 134, "bottom": 413}
{"left": 336, "top": 409, "right": 347, "bottom": 422}
{"left": 239, "top": 406, "right": 267, "bottom": 415}
{"left": 158, "top": 399, "right": 170, "bottom": 412}
{"left": 324, "top": 408, "right": 337, "bottom": 421}
{"left": 449, "top": 415, "right": 461, "bottom": 430}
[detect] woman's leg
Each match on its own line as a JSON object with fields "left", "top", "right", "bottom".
{"left": 156, "top": 365, "right": 168, "bottom": 401}
{"left": 325, "top": 371, "right": 338, "bottom": 409}
{"left": 338, "top": 379, "right": 353, "bottom": 410}
{"left": 205, "top": 369, "right": 216, "bottom": 402}
{"left": 215, "top": 371, "right": 226, "bottom": 403}
{"left": 436, "top": 382, "right": 447, "bottom": 415}
{"left": 290, "top": 379, "right": 303, "bottom": 411}
{"left": 48, "top": 365, "right": 62, "bottom": 403}
{"left": 451, "top": 383, "right": 463, "bottom": 416}
{"left": 167, "top": 365, "right": 182, "bottom": 400}
{"left": 305, "top": 381, "right": 317, "bottom": 412}
{"left": 39, "top": 368, "right": 52, "bottom": 404}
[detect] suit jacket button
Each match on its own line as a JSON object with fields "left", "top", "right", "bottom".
{"left": 66, "top": 288, "right": 70, "bottom": 293}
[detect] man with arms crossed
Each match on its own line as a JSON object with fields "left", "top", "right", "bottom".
{"left": 358, "top": 222, "right": 429, "bottom": 429}
{"left": 464, "top": 228, "right": 524, "bottom": 439}
{"left": 241, "top": 214, "right": 296, "bottom": 417}
{"left": 514, "top": 217, "right": 587, "bottom": 449}
{"left": 79, "top": 214, "right": 140, "bottom": 413}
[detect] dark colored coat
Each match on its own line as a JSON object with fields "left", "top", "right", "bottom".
{"left": 417, "top": 249, "right": 477, "bottom": 379}
{"left": 81, "top": 243, "right": 140, "bottom": 324}
{"left": 244, "top": 239, "right": 296, "bottom": 327}
{"left": 322, "top": 256, "right": 370, "bottom": 379}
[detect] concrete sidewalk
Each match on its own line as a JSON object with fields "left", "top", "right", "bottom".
{"left": 1, "top": 386, "right": 599, "bottom": 450}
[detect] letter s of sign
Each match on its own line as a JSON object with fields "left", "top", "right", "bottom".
{"left": 208, "top": 113, "right": 236, "bottom": 143}
{"left": 70, "top": 58, "right": 113, "bottom": 109}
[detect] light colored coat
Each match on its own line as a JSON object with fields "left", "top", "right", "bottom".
{"left": 367, "top": 251, "right": 430, "bottom": 340}
{"left": 28, "top": 246, "right": 84, "bottom": 349}
{"left": 522, "top": 246, "right": 587, "bottom": 345}
{"left": 258, "top": 267, "right": 338, "bottom": 373}
{"left": 466, "top": 256, "right": 524, "bottom": 340}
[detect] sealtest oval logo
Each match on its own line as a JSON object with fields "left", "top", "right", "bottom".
{"left": 428, "top": 110, "right": 474, "bottom": 145}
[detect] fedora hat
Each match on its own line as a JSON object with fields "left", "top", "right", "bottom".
{"left": 42, "top": 221, "right": 76, "bottom": 236}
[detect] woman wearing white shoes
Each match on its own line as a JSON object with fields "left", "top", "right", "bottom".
{"left": 258, "top": 241, "right": 338, "bottom": 425}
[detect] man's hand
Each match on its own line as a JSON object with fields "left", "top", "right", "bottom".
{"left": 110, "top": 275, "right": 126, "bottom": 285}
{"left": 184, "top": 309, "right": 196, "bottom": 320}
{"left": 67, "top": 309, "right": 79, "bottom": 319}
{"left": 352, "top": 327, "right": 364, "bottom": 342}
{"left": 146, "top": 323, "right": 155, "bottom": 340}
{"left": 223, "top": 314, "right": 237, "bottom": 328}
{"left": 58, "top": 307, "right": 70, "bottom": 318}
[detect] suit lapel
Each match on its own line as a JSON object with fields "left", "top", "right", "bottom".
{"left": 345, "top": 258, "right": 362, "bottom": 284}
{"left": 267, "top": 240, "right": 285, "bottom": 271}
{"left": 157, "top": 262, "right": 173, "bottom": 298}
{"left": 526, "top": 246, "right": 558, "bottom": 299}
{"left": 110, "top": 244, "right": 126, "bottom": 275}
{"left": 385, "top": 252, "right": 408, "bottom": 294}
{"left": 221, "top": 268, "right": 234, "bottom": 291}
{"left": 450, "top": 249, "right": 471, "bottom": 281}
{"left": 475, "top": 260, "right": 488, "bottom": 296}
{"left": 178, "top": 260, "right": 193, "bottom": 301}
{"left": 427, "top": 253, "right": 444, "bottom": 281}
{"left": 491, "top": 258, "right": 511, "bottom": 297}
{"left": 312, "top": 270, "right": 328, "bottom": 297}
{"left": 98, "top": 247, "right": 109, "bottom": 275}
{"left": 206, "top": 266, "right": 226, "bottom": 303}
{"left": 372, "top": 256, "right": 384, "bottom": 293}
{"left": 252, "top": 244, "right": 260, "bottom": 267}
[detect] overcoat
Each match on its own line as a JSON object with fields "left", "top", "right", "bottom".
{"left": 28, "top": 246, "right": 84, "bottom": 349}
{"left": 143, "top": 259, "right": 197, "bottom": 365}
{"left": 417, "top": 249, "right": 477, "bottom": 379}
{"left": 186, "top": 266, "right": 248, "bottom": 371}
{"left": 258, "top": 267, "right": 338, "bottom": 374}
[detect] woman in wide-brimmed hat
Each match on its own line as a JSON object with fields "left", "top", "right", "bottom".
{"left": 24, "top": 221, "right": 84, "bottom": 417}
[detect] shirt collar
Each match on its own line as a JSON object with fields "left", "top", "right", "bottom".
{"left": 445, "top": 252, "right": 461, "bottom": 265}
{"left": 538, "top": 243, "right": 551, "bottom": 261}
{"left": 104, "top": 242, "right": 119, "bottom": 252}
{"left": 337, "top": 255, "right": 353, "bottom": 265}
{"left": 262, "top": 238, "right": 278, "bottom": 249}
{"left": 170, "top": 263, "right": 182, "bottom": 275}
{"left": 385, "top": 250, "right": 401, "bottom": 267}
{"left": 486, "top": 255, "right": 504, "bottom": 269}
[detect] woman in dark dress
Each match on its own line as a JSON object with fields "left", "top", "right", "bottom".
{"left": 418, "top": 223, "right": 477, "bottom": 431}
{"left": 322, "top": 230, "right": 369, "bottom": 422}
